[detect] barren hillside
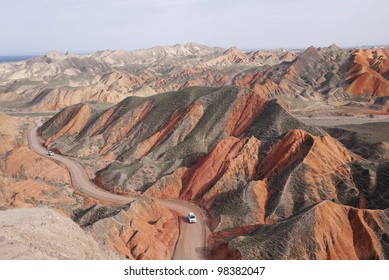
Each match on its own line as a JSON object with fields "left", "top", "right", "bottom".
{"left": 38, "top": 85, "right": 389, "bottom": 259}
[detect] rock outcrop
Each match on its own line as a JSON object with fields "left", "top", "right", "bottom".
{"left": 74, "top": 197, "right": 179, "bottom": 260}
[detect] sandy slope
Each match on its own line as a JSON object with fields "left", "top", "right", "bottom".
{"left": 0, "top": 207, "right": 116, "bottom": 259}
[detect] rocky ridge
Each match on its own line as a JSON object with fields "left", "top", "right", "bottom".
{"left": 38, "top": 85, "right": 389, "bottom": 259}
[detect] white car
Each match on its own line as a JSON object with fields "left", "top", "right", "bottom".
{"left": 48, "top": 150, "right": 55, "bottom": 156}
{"left": 187, "top": 212, "right": 196, "bottom": 223}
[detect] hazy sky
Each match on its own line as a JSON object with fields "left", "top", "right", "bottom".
{"left": 1, "top": 0, "right": 388, "bottom": 55}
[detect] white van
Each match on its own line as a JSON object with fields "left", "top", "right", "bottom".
{"left": 187, "top": 212, "right": 196, "bottom": 223}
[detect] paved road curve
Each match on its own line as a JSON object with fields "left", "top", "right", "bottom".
{"left": 28, "top": 125, "right": 207, "bottom": 260}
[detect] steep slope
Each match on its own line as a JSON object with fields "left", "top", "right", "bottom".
{"left": 0, "top": 112, "right": 21, "bottom": 154}
{"left": 211, "top": 201, "right": 389, "bottom": 260}
{"left": 233, "top": 45, "right": 351, "bottom": 99}
{"left": 41, "top": 102, "right": 99, "bottom": 146}
{"left": 129, "top": 85, "right": 157, "bottom": 97}
{"left": 203, "top": 47, "right": 249, "bottom": 66}
{"left": 208, "top": 130, "right": 360, "bottom": 231}
{"left": 203, "top": 47, "right": 297, "bottom": 67}
{"left": 0, "top": 145, "right": 85, "bottom": 213}
{"left": 27, "top": 70, "right": 143, "bottom": 111}
{"left": 233, "top": 45, "right": 389, "bottom": 114}
{"left": 39, "top": 86, "right": 321, "bottom": 194}
{"left": 347, "top": 48, "right": 389, "bottom": 96}
{"left": 246, "top": 49, "right": 297, "bottom": 65}
{"left": 75, "top": 197, "right": 179, "bottom": 260}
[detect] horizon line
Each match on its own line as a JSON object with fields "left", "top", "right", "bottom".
{"left": 1, "top": 42, "right": 389, "bottom": 57}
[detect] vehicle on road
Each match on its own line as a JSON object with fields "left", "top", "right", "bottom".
{"left": 48, "top": 150, "right": 54, "bottom": 156}
{"left": 187, "top": 212, "right": 196, "bottom": 223}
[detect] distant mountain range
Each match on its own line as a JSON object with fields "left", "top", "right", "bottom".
{"left": 0, "top": 43, "right": 387, "bottom": 114}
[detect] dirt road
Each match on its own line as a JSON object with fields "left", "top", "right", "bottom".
{"left": 28, "top": 125, "right": 207, "bottom": 260}
{"left": 296, "top": 115, "right": 389, "bottom": 127}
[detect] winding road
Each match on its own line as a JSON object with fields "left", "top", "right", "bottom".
{"left": 28, "top": 124, "right": 208, "bottom": 260}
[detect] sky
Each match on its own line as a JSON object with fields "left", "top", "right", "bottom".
{"left": 0, "top": 0, "right": 388, "bottom": 55}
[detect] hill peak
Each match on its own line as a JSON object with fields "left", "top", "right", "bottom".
{"left": 329, "top": 43, "right": 341, "bottom": 50}
{"left": 223, "top": 47, "right": 240, "bottom": 55}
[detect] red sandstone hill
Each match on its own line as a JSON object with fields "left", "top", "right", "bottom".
{"left": 232, "top": 45, "right": 389, "bottom": 114}
{"left": 74, "top": 197, "right": 179, "bottom": 260}
{"left": 211, "top": 200, "right": 389, "bottom": 260}
{"left": 347, "top": 48, "right": 389, "bottom": 97}
{"left": 39, "top": 86, "right": 320, "bottom": 192}
{"left": 233, "top": 45, "right": 349, "bottom": 97}
{"left": 39, "top": 85, "right": 389, "bottom": 259}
